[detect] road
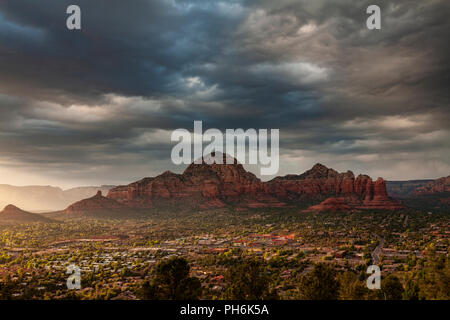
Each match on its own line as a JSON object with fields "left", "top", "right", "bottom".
{"left": 371, "top": 235, "right": 384, "bottom": 265}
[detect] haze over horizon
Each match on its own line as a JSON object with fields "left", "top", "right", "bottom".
{"left": 0, "top": 0, "right": 449, "bottom": 188}
{"left": 0, "top": 160, "right": 442, "bottom": 191}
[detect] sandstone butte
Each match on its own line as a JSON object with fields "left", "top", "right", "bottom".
{"left": 64, "top": 190, "right": 127, "bottom": 215}
{"left": 84, "top": 153, "right": 403, "bottom": 213}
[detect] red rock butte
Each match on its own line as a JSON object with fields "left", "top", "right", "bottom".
{"left": 96, "top": 155, "right": 404, "bottom": 212}
{"left": 64, "top": 190, "right": 127, "bottom": 215}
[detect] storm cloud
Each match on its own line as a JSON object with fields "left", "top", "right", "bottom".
{"left": 0, "top": 0, "right": 449, "bottom": 187}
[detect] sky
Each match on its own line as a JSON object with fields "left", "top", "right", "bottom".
{"left": 0, "top": 0, "right": 449, "bottom": 188}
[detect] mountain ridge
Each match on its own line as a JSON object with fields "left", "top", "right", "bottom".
{"left": 101, "top": 155, "right": 403, "bottom": 212}
{"left": 7, "top": 157, "right": 449, "bottom": 216}
{"left": 0, "top": 204, "right": 51, "bottom": 223}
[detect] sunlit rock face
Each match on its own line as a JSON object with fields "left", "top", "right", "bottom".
{"left": 64, "top": 190, "right": 128, "bottom": 215}
{"left": 104, "top": 154, "right": 402, "bottom": 211}
{"left": 266, "top": 164, "right": 403, "bottom": 211}
{"left": 107, "top": 153, "right": 283, "bottom": 209}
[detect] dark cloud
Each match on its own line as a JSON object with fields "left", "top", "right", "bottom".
{"left": 0, "top": 0, "right": 449, "bottom": 186}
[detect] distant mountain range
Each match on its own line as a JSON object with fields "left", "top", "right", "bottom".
{"left": 0, "top": 185, "right": 114, "bottom": 211}
{"left": 414, "top": 176, "right": 450, "bottom": 195}
{"left": 1, "top": 154, "right": 448, "bottom": 219}
{"left": 397, "top": 176, "right": 450, "bottom": 211}
{"left": 66, "top": 153, "right": 404, "bottom": 215}
{"left": 386, "top": 180, "right": 434, "bottom": 198}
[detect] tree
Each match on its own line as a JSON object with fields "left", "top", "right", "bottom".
{"left": 299, "top": 263, "right": 340, "bottom": 300}
{"left": 338, "top": 271, "right": 369, "bottom": 300}
{"left": 224, "top": 258, "right": 276, "bottom": 300}
{"left": 381, "top": 275, "right": 403, "bottom": 300}
{"left": 140, "top": 257, "right": 202, "bottom": 300}
{"left": 416, "top": 255, "right": 450, "bottom": 300}
{"left": 140, "top": 280, "right": 159, "bottom": 300}
{"left": 403, "top": 278, "right": 419, "bottom": 300}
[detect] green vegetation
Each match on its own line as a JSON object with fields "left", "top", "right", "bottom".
{"left": 140, "top": 257, "right": 202, "bottom": 300}
{"left": 0, "top": 208, "right": 448, "bottom": 300}
{"left": 298, "top": 263, "right": 339, "bottom": 300}
{"left": 223, "top": 258, "right": 276, "bottom": 300}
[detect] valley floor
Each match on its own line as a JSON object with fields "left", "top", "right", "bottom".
{"left": 0, "top": 208, "right": 448, "bottom": 300}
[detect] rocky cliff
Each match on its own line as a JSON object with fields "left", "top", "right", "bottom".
{"left": 414, "top": 176, "right": 450, "bottom": 195}
{"left": 107, "top": 153, "right": 284, "bottom": 209}
{"left": 106, "top": 155, "right": 402, "bottom": 211}
{"left": 64, "top": 191, "right": 128, "bottom": 216}
{"left": 266, "top": 164, "right": 402, "bottom": 210}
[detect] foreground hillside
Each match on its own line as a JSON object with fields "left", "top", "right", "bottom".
{"left": 0, "top": 207, "right": 447, "bottom": 300}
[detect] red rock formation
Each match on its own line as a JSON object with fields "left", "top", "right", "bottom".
{"left": 64, "top": 190, "right": 127, "bottom": 215}
{"left": 266, "top": 164, "right": 402, "bottom": 210}
{"left": 414, "top": 176, "right": 450, "bottom": 195}
{"left": 104, "top": 155, "right": 402, "bottom": 211}
{"left": 303, "top": 197, "right": 353, "bottom": 213}
{"left": 359, "top": 177, "right": 403, "bottom": 210}
{"left": 107, "top": 153, "right": 284, "bottom": 209}
{"left": 266, "top": 164, "right": 357, "bottom": 200}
